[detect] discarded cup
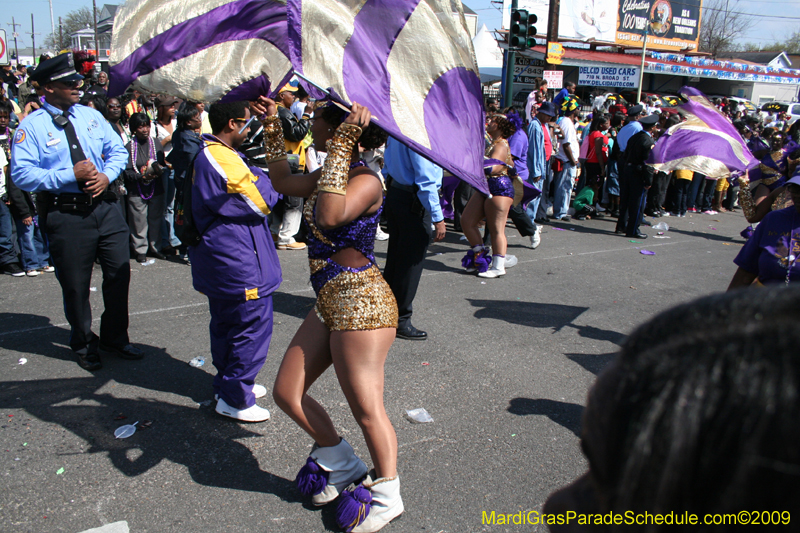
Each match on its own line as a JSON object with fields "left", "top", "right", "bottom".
{"left": 18, "top": 358, "right": 27, "bottom": 365}
{"left": 505, "top": 255, "right": 518, "bottom": 268}
{"left": 405, "top": 408, "right": 433, "bottom": 424}
{"left": 114, "top": 421, "right": 139, "bottom": 439}
{"left": 188, "top": 357, "right": 205, "bottom": 368}
{"left": 652, "top": 222, "right": 669, "bottom": 231}
{"left": 89, "top": 287, "right": 97, "bottom": 292}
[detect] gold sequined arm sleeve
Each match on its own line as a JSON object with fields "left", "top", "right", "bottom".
{"left": 317, "top": 123, "right": 362, "bottom": 196}
{"left": 737, "top": 175, "right": 757, "bottom": 222}
{"left": 260, "top": 115, "right": 287, "bottom": 163}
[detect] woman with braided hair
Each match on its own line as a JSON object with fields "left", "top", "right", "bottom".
{"left": 460, "top": 113, "right": 518, "bottom": 278}
{"left": 257, "top": 97, "right": 402, "bottom": 533}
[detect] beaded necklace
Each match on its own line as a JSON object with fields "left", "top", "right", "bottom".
{"left": 786, "top": 211, "right": 798, "bottom": 286}
{"left": 131, "top": 136, "right": 157, "bottom": 200}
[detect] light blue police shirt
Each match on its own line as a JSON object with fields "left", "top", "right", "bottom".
{"left": 11, "top": 100, "right": 127, "bottom": 194}
{"left": 382, "top": 137, "right": 444, "bottom": 223}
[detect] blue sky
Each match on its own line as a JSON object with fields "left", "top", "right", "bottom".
{"left": 1, "top": 1, "right": 797, "bottom": 54}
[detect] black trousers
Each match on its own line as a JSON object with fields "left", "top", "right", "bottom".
{"left": 616, "top": 170, "right": 647, "bottom": 235}
{"left": 46, "top": 199, "right": 131, "bottom": 354}
{"left": 452, "top": 181, "right": 474, "bottom": 232}
{"left": 508, "top": 203, "right": 535, "bottom": 237}
{"left": 383, "top": 186, "right": 431, "bottom": 330}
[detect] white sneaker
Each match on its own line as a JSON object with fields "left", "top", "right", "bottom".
{"left": 215, "top": 398, "right": 270, "bottom": 422}
{"left": 374, "top": 227, "right": 389, "bottom": 241}
{"left": 26, "top": 270, "right": 41, "bottom": 277}
{"left": 215, "top": 384, "right": 267, "bottom": 401}
{"left": 530, "top": 227, "right": 542, "bottom": 249}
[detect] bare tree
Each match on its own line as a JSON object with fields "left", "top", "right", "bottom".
{"left": 699, "top": 0, "right": 755, "bottom": 57}
{"left": 44, "top": 6, "right": 99, "bottom": 51}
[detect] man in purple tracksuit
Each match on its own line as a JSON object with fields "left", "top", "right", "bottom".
{"left": 189, "top": 101, "right": 281, "bottom": 423}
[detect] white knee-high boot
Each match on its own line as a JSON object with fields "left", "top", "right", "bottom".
{"left": 478, "top": 254, "right": 506, "bottom": 278}
{"left": 338, "top": 474, "right": 404, "bottom": 533}
{"left": 296, "top": 438, "right": 368, "bottom": 506}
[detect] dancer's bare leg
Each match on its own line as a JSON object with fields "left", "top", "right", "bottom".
{"left": 330, "top": 327, "right": 397, "bottom": 478}
{"left": 461, "top": 193, "right": 486, "bottom": 247}
{"left": 272, "top": 310, "right": 340, "bottom": 447}
{"left": 485, "top": 196, "right": 513, "bottom": 256}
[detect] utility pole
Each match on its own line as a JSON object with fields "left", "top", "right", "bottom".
{"left": 546, "top": 0, "right": 560, "bottom": 71}
{"left": 92, "top": 0, "right": 99, "bottom": 56}
{"left": 59, "top": 17, "right": 63, "bottom": 51}
{"left": 8, "top": 17, "right": 21, "bottom": 63}
{"left": 48, "top": 0, "right": 56, "bottom": 47}
{"left": 636, "top": 21, "right": 651, "bottom": 103}
{"left": 502, "top": 0, "right": 518, "bottom": 108}
{"left": 30, "top": 14, "right": 39, "bottom": 63}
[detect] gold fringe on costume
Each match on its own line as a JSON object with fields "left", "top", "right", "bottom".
{"left": 737, "top": 175, "right": 757, "bottom": 221}
{"left": 318, "top": 123, "right": 362, "bottom": 196}
{"left": 260, "top": 115, "right": 287, "bottom": 163}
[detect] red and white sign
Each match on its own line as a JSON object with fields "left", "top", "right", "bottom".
{"left": 543, "top": 70, "right": 563, "bottom": 89}
{"left": 0, "top": 30, "right": 9, "bottom": 66}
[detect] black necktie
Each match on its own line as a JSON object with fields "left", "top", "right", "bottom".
{"left": 61, "top": 111, "right": 88, "bottom": 191}
{"left": 62, "top": 111, "right": 87, "bottom": 165}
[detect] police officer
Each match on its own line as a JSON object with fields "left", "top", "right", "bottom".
{"left": 615, "top": 114, "right": 660, "bottom": 239}
{"left": 11, "top": 53, "right": 143, "bottom": 370}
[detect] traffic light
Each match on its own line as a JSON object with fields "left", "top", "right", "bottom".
{"left": 510, "top": 10, "right": 537, "bottom": 50}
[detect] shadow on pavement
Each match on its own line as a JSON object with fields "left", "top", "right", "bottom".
{"left": 466, "top": 299, "right": 625, "bottom": 344}
{"left": 564, "top": 352, "right": 617, "bottom": 375}
{"left": 0, "top": 312, "right": 298, "bottom": 499}
{"left": 273, "top": 291, "right": 317, "bottom": 320}
{"left": 507, "top": 398, "right": 583, "bottom": 437}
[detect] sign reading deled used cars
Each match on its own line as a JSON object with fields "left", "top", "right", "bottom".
{"left": 503, "top": 0, "right": 703, "bottom": 52}
{"left": 579, "top": 66, "right": 640, "bottom": 88}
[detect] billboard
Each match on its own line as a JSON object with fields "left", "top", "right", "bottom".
{"left": 502, "top": 0, "right": 702, "bottom": 52}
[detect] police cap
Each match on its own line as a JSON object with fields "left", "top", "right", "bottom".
{"left": 29, "top": 53, "right": 84, "bottom": 85}
{"left": 627, "top": 104, "right": 644, "bottom": 116}
{"left": 640, "top": 114, "right": 660, "bottom": 126}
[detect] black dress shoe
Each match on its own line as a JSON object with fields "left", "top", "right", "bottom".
{"left": 396, "top": 325, "right": 427, "bottom": 341}
{"left": 147, "top": 249, "right": 167, "bottom": 260}
{"left": 99, "top": 342, "right": 144, "bottom": 360}
{"left": 76, "top": 352, "right": 103, "bottom": 371}
{"left": 628, "top": 232, "right": 648, "bottom": 239}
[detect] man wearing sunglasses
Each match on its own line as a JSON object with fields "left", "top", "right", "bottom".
{"left": 11, "top": 52, "right": 139, "bottom": 371}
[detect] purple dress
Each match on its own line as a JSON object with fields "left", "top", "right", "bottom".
{"left": 303, "top": 175, "right": 398, "bottom": 331}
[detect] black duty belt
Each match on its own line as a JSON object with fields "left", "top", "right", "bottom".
{"left": 386, "top": 175, "right": 416, "bottom": 193}
{"left": 49, "top": 191, "right": 118, "bottom": 212}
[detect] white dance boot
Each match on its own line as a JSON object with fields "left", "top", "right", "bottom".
{"left": 478, "top": 254, "right": 506, "bottom": 278}
{"left": 338, "top": 474, "right": 404, "bottom": 533}
{"left": 296, "top": 438, "right": 368, "bottom": 506}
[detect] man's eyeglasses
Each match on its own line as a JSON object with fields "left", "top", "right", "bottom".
{"left": 56, "top": 80, "right": 82, "bottom": 89}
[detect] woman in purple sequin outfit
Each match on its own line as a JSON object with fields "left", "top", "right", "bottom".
{"left": 261, "top": 98, "right": 403, "bottom": 532}
{"left": 460, "top": 114, "right": 517, "bottom": 279}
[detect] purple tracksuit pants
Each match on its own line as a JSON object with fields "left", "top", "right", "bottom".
{"left": 207, "top": 295, "right": 273, "bottom": 409}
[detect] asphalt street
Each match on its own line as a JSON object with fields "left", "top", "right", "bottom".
{"left": 1, "top": 208, "right": 746, "bottom": 533}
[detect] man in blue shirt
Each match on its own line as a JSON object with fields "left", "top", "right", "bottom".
{"left": 11, "top": 53, "right": 140, "bottom": 371}
{"left": 382, "top": 137, "right": 444, "bottom": 341}
{"left": 616, "top": 105, "right": 644, "bottom": 152}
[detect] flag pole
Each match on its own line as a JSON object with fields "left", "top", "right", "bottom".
{"left": 293, "top": 71, "right": 379, "bottom": 121}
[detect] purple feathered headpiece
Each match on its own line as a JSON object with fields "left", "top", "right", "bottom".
{"left": 506, "top": 111, "right": 523, "bottom": 133}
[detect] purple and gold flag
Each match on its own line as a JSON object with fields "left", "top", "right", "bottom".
{"left": 287, "top": 0, "right": 486, "bottom": 192}
{"left": 108, "top": 0, "right": 292, "bottom": 103}
{"left": 648, "top": 86, "right": 757, "bottom": 178}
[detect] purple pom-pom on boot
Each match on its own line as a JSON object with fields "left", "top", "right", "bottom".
{"left": 296, "top": 457, "right": 329, "bottom": 496}
{"left": 337, "top": 484, "right": 373, "bottom": 532}
{"left": 473, "top": 248, "right": 491, "bottom": 273}
{"left": 296, "top": 438, "right": 367, "bottom": 506}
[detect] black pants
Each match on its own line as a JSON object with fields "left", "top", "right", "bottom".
{"left": 508, "top": 203, "right": 535, "bottom": 237}
{"left": 383, "top": 186, "right": 431, "bottom": 330}
{"left": 646, "top": 171, "right": 669, "bottom": 213}
{"left": 453, "top": 181, "right": 474, "bottom": 232}
{"left": 616, "top": 170, "right": 647, "bottom": 236}
{"left": 46, "top": 199, "right": 131, "bottom": 354}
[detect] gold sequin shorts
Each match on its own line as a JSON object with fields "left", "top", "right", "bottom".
{"left": 314, "top": 263, "right": 398, "bottom": 331}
